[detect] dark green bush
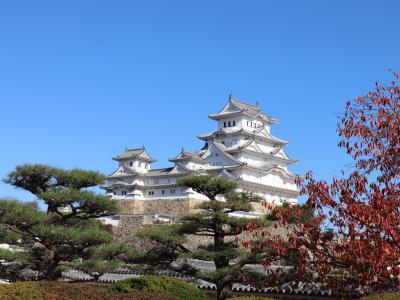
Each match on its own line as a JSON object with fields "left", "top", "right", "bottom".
{"left": 109, "top": 275, "right": 207, "bottom": 300}
{"left": 361, "top": 292, "right": 400, "bottom": 300}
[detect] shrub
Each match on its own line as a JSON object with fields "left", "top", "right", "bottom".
{"left": 0, "top": 282, "right": 44, "bottom": 300}
{"left": 109, "top": 275, "right": 207, "bottom": 300}
{"left": 361, "top": 292, "right": 400, "bottom": 300}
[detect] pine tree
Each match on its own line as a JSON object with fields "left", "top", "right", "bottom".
{"left": 137, "top": 175, "right": 266, "bottom": 300}
{"left": 0, "top": 164, "right": 119, "bottom": 280}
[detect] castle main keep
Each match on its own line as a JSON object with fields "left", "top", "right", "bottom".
{"left": 102, "top": 97, "right": 299, "bottom": 229}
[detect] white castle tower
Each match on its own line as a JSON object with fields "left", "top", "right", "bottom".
{"left": 103, "top": 97, "right": 299, "bottom": 217}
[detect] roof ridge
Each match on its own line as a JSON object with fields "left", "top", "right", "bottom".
{"left": 149, "top": 167, "right": 174, "bottom": 171}
{"left": 230, "top": 98, "right": 260, "bottom": 111}
{"left": 125, "top": 146, "right": 145, "bottom": 151}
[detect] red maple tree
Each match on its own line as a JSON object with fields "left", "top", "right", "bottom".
{"left": 245, "top": 72, "right": 400, "bottom": 295}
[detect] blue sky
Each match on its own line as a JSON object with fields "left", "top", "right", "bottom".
{"left": 0, "top": 1, "right": 399, "bottom": 202}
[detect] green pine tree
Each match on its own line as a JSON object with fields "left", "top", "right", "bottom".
{"left": 0, "top": 164, "right": 120, "bottom": 280}
{"left": 137, "top": 175, "right": 267, "bottom": 300}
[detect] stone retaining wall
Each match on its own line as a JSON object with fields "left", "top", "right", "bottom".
{"left": 117, "top": 198, "right": 204, "bottom": 217}
{"left": 112, "top": 215, "right": 158, "bottom": 250}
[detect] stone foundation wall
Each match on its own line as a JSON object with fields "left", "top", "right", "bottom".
{"left": 117, "top": 200, "right": 144, "bottom": 215}
{"left": 113, "top": 197, "right": 278, "bottom": 251}
{"left": 112, "top": 215, "right": 158, "bottom": 250}
{"left": 117, "top": 198, "right": 204, "bottom": 217}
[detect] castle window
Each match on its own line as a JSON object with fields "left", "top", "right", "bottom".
{"left": 145, "top": 164, "right": 148, "bottom": 169}
{"left": 162, "top": 190, "right": 165, "bottom": 195}
{"left": 148, "top": 191, "right": 154, "bottom": 195}
{"left": 224, "top": 122, "right": 226, "bottom": 128}
{"left": 121, "top": 190, "right": 127, "bottom": 195}
{"left": 138, "top": 162, "right": 142, "bottom": 167}
{"left": 170, "top": 189, "right": 175, "bottom": 194}
{"left": 129, "top": 161, "right": 133, "bottom": 167}
{"left": 113, "top": 191, "right": 116, "bottom": 195}
{"left": 233, "top": 121, "right": 236, "bottom": 126}
{"left": 228, "top": 121, "right": 231, "bottom": 127}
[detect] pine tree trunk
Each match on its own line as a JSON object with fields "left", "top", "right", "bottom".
{"left": 216, "top": 283, "right": 230, "bottom": 300}
{"left": 214, "top": 220, "right": 230, "bottom": 300}
{"left": 40, "top": 248, "right": 59, "bottom": 280}
{"left": 47, "top": 204, "right": 57, "bottom": 222}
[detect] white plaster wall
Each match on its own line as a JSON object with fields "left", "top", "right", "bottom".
{"left": 144, "top": 186, "right": 184, "bottom": 198}
{"left": 256, "top": 142, "right": 276, "bottom": 155}
{"left": 232, "top": 168, "right": 296, "bottom": 192}
{"left": 147, "top": 177, "right": 177, "bottom": 185}
{"left": 219, "top": 136, "right": 240, "bottom": 149}
{"left": 206, "top": 147, "right": 236, "bottom": 166}
{"left": 218, "top": 117, "right": 241, "bottom": 129}
{"left": 121, "top": 160, "right": 150, "bottom": 174}
{"left": 182, "top": 161, "right": 206, "bottom": 171}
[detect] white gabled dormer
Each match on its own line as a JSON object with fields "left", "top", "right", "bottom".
{"left": 168, "top": 148, "right": 207, "bottom": 171}
{"left": 112, "top": 146, "right": 157, "bottom": 174}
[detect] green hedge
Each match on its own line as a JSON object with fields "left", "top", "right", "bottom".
{"left": 109, "top": 275, "right": 207, "bottom": 300}
{"left": 361, "top": 292, "right": 400, "bottom": 300}
{"left": 0, "top": 282, "right": 179, "bottom": 300}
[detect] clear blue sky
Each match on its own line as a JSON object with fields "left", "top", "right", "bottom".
{"left": 0, "top": 1, "right": 399, "bottom": 202}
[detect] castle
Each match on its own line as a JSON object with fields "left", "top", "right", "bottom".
{"left": 102, "top": 96, "right": 299, "bottom": 227}
{"left": 102, "top": 97, "right": 299, "bottom": 226}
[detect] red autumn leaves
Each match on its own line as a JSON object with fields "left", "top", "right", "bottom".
{"left": 244, "top": 72, "right": 400, "bottom": 295}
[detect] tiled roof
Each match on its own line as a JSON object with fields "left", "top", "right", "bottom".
{"left": 209, "top": 97, "right": 278, "bottom": 124}
{"left": 198, "top": 127, "right": 288, "bottom": 144}
{"left": 230, "top": 98, "right": 260, "bottom": 115}
{"left": 195, "top": 280, "right": 332, "bottom": 295}
{"left": 61, "top": 269, "right": 94, "bottom": 281}
{"left": 113, "top": 147, "right": 157, "bottom": 163}
{"left": 60, "top": 267, "right": 333, "bottom": 296}
{"left": 98, "top": 273, "right": 137, "bottom": 283}
{"left": 147, "top": 167, "right": 175, "bottom": 175}
{"left": 186, "top": 259, "right": 216, "bottom": 271}
{"left": 169, "top": 149, "right": 206, "bottom": 163}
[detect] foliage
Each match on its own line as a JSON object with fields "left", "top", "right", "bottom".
{"left": 137, "top": 175, "right": 266, "bottom": 300}
{"left": 244, "top": 72, "right": 400, "bottom": 295}
{"left": 0, "top": 164, "right": 120, "bottom": 280}
{"left": 109, "top": 275, "right": 206, "bottom": 300}
{"left": 0, "top": 281, "right": 180, "bottom": 300}
{"left": 264, "top": 202, "right": 313, "bottom": 224}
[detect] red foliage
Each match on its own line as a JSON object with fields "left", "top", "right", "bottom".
{"left": 244, "top": 72, "right": 400, "bottom": 295}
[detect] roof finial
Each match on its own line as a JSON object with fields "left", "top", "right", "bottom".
{"left": 256, "top": 101, "right": 260, "bottom": 108}
{"left": 228, "top": 93, "right": 233, "bottom": 101}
